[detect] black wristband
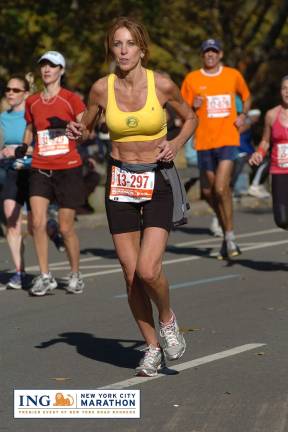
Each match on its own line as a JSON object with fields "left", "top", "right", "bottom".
{"left": 15, "top": 143, "right": 28, "bottom": 158}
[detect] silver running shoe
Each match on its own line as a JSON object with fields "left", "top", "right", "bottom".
{"left": 66, "top": 272, "right": 84, "bottom": 294}
{"left": 29, "top": 273, "right": 58, "bottom": 296}
{"left": 159, "top": 312, "right": 186, "bottom": 361}
{"left": 135, "top": 345, "right": 165, "bottom": 377}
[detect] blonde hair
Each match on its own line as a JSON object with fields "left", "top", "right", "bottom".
{"left": 105, "top": 16, "right": 150, "bottom": 65}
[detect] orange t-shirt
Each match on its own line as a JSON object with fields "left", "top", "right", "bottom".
{"left": 181, "top": 66, "right": 250, "bottom": 150}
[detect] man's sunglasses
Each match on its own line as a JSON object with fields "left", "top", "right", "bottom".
{"left": 5, "top": 87, "right": 25, "bottom": 93}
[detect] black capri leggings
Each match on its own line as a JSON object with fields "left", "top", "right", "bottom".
{"left": 272, "top": 174, "right": 288, "bottom": 230}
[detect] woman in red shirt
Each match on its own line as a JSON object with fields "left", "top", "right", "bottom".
{"left": 18, "top": 51, "right": 86, "bottom": 296}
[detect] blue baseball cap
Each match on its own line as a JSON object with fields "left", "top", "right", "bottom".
{"left": 201, "top": 39, "right": 222, "bottom": 53}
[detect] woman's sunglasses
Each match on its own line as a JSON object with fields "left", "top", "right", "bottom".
{"left": 5, "top": 87, "right": 25, "bottom": 94}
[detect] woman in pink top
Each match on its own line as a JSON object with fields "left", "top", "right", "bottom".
{"left": 250, "top": 76, "right": 288, "bottom": 228}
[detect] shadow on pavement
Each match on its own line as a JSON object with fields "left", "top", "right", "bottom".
{"left": 172, "top": 226, "right": 211, "bottom": 236}
{"left": 222, "top": 258, "right": 288, "bottom": 272}
{"left": 166, "top": 245, "right": 214, "bottom": 257}
{"left": 80, "top": 248, "right": 117, "bottom": 259}
{"left": 35, "top": 332, "right": 145, "bottom": 369}
{"left": 241, "top": 207, "right": 272, "bottom": 215}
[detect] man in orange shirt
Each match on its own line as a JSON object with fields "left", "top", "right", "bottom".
{"left": 181, "top": 39, "right": 251, "bottom": 258}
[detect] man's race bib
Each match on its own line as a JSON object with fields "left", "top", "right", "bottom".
{"left": 109, "top": 165, "right": 155, "bottom": 203}
{"left": 37, "top": 129, "right": 69, "bottom": 156}
{"left": 277, "top": 143, "right": 288, "bottom": 168}
{"left": 206, "top": 94, "right": 232, "bottom": 118}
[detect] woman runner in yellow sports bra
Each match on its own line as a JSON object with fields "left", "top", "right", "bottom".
{"left": 67, "top": 17, "right": 197, "bottom": 377}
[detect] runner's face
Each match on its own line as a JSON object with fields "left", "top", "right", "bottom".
{"left": 111, "top": 27, "right": 142, "bottom": 71}
{"left": 202, "top": 49, "right": 222, "bottom": 70}
{"left": 281, "top": 79, "right": 288, "bottom": 106}
{"left": 5, "top": 78, "right": 27, "bottom": 109}
{"left": 40, "top": 61, "right": 63, "bottom": 86}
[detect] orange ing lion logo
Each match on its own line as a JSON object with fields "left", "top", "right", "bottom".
{"left": 53, "top": 392, "right": 74, "bottom": 406}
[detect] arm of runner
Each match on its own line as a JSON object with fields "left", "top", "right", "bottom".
{"left": 1, "top": 123, "right": 34, "bottom": 158}
{"left": 157, "top": 77, "right": 198, "bottom": 162}
{"left": 235, "top": 96, "right": 252, "bottom": 128}
{"left": 1, "top": 146, "right": 16, "bottom": 158}
{"left": 66, "top": 81, "right": 103, "bottom": 141}
{"left": 249, "top": 110, "right": 272, "bottom": 166}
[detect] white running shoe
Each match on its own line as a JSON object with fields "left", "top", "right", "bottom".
{"left": 248, "top": 184, "right": 270, "bottom": 199}
{"left": 135, "top": 345, "right": 165, "bottom": 377}
{"left": 210, "top": 215, "right": 223, "bottom": 237}
{"left": 159, "top": 312, "right": 186, "bottom": 361}
{"left": 66, "top": 272, "right": 84, "bottom": 294}
{"left": 29, "top": 273, "right": 57, "bottom": 296}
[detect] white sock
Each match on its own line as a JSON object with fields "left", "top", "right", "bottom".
{"left": 225, "top": 231, "right": 235, "bottom": 241}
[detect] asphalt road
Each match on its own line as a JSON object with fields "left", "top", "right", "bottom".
{"left": 1, "top": 206, "right": 288, "bottom": 432}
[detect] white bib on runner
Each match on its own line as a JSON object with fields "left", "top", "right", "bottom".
{"left": 277, "top": 143, "right": 288, "bottom": 168}
{"left": 109, "top": 165, "right": 155, "bottom": 203}
{"left": 206, "top": 94, "right": 232, "bottom": 118}
{"left": 37, "top": 128, "right": 69, "bottom": 156}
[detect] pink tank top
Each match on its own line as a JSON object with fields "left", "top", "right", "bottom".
{"left": 270, "top": 107, "right": 288, "bottom": 174}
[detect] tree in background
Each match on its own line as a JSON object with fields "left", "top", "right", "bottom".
{"left": 1, "top": 0, "right": 287, "bottom": 110}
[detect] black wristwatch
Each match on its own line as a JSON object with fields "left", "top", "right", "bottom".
{"left": 15, "top": 143, "right": 28, "bottom": 158}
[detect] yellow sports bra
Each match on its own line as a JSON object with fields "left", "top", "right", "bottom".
{"left": 105, "top": 69, "right": 167, "bottom": 142}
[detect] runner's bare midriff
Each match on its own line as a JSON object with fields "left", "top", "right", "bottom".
{"left": 111, "top": 136, "right": 165, "bottom": 164}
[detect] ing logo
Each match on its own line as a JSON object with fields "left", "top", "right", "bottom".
{"left": 126, "top": 116, "right": 139, "bottom": 128}
{"left": 53, "top": 392, "right": 74, "bottom": 406}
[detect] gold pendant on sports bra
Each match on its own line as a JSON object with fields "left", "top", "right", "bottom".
{"left": 126, "top": 116, "right": 139, "bottom": 128}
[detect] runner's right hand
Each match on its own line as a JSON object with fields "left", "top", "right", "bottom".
{"left": 249, "top": 152, "right": 263, "bottom": 166}
{"left": 193, "top": 95, "right": 204, "bottom": 110}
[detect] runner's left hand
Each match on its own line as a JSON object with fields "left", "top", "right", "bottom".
{"left": 234, "top": 114, "right": 246, "bottom": 128}
{"left": 156, "top": 141, "right": 177, "bottom": 162}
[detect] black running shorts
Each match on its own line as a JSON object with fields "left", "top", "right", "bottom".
{"left": 105, "top": 164, "right": 173, "bottom": 234}
{"left": 29, "top": 166, "right": 85, "bottom": 209}
{"left": 1, "top": 169, "right": 31, "bottom": 209}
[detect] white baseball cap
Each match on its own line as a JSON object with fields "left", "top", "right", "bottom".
{"left": 38, "top": 51, "right": 66, "bottom": 68}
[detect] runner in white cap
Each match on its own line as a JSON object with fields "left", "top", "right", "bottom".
{"left": 16, "top": 51, "right": 86, "bottom": 296}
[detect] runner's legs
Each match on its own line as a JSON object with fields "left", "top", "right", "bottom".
{"left": 214, "top": 159, "right": 234, "bottom": 232}
{"left": 3, "top": 199, "right": 24, "bottom": 272}
{"left": 30, "top": 196, "right": 50, "bottom": 273}
{"left": 200, "top": 159, "right": 234, "bottom": 232}
{"left": 113, "top": 227, "right": 170, "bottom": 347}
{"left": 58, "top": 207, "right": 79, "bottom": 272}
{"left": 112, "top": 230, "right": 159, "bottom": 347}
{"left": 136, "top": 227, "right": 171, "bottom": 322}
{"left": 272, "top": 174, "right": 288, "bottom": 230}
